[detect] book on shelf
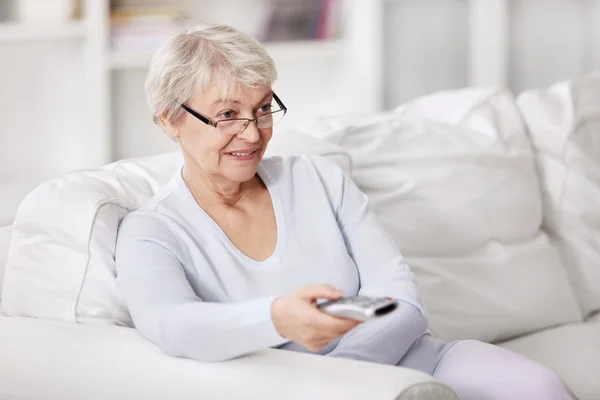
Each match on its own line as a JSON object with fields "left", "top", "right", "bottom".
{"left": 257, "top": 0, "right": 341, "bottom": 42}
{"left": 110, "top": 1, "right": 341, "bottom": 55}
{"left": 110, "top": 6, "right": 185, "bottom": 54}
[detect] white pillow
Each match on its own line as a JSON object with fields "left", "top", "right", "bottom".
{"left": 2, "top": 152, "right": 183, "bottom": 325}
{"left": 266, "top": 126, "right": 352, "bottom": 173}
{"left": 517, "top": 72, "right": 600, "bottom": 318}
{"left": 1, "top": 132, "right": 352, "bottom": 325}
{"left": 305, "top": 88, "right": 582, "bottom": 342}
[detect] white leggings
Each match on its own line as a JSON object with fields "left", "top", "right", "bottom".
{"left": 432, "top": 340, "right": 577, "bottom": 400}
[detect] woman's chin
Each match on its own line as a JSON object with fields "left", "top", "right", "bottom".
{"left": 222, "top": 152, "right": 263, "bottom": 181}
{"left": 223, "top": 164, "right": 260, "bottom": 183}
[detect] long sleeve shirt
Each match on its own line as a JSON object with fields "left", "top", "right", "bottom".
{"left": 115, "top": 154, "right": 448, "bottom": 371}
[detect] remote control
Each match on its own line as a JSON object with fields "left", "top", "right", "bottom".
{"left": 317, "top": 296, "right": 399, "bottom": 321}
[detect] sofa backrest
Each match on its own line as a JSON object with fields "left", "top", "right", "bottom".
{"left": 298, "top": 88, "right": 583, "bottom": 343}
{"left": 0, "top": 226, "right": 11, "bottom": 299}
{"left": 517, "top": 72, "right": 600, "bottom": 319}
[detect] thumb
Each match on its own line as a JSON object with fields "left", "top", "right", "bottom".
{"left": 296, "top": 284, "right": 343, "bottom": 301}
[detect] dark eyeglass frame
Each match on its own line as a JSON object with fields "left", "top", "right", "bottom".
{"left": 180, "top": 92, "right": 288, "bottom": 131}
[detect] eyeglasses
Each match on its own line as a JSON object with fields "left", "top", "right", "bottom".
{"left": 181, "top": 92, "right": 288, "bottom": 136}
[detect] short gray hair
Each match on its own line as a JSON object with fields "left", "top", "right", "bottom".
{"left": 145, "top": 23, "right": 278, "bottom": 127}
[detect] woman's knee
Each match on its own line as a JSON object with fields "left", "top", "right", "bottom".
{"left": 433, "top": 340, "right": 574, "bottom": 400}
{"left": 492, "top": 348, "right": 574, "bottom": 399}
{"left": 525, "top": 363, "right": 574, "bottom": 400}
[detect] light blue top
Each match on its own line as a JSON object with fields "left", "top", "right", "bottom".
{"left": 115, "top": 155, "right": 450, "bottom": 372}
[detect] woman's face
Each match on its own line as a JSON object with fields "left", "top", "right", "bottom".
{"left": 166, "top": 84, "right": 275, "bottom": 185}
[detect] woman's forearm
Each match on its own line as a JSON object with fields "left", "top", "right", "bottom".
{"left": 144, "top": 296, "right": 289, "bottom": 362}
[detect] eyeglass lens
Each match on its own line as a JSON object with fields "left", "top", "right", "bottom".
{"left": 215, "top": 109, "right": 285, "bottom": 135}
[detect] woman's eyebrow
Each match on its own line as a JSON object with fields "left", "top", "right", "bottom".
{"left": 211, "top": 98, "right": 241, "bottom": 106}
{"left": 258, "top": 91, "right": 273, "bottom": 102}
{"left": 253, "top": 92, "right": 274, "bottom": 108}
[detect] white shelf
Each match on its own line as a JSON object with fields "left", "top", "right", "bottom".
{"left": 0, "top": 21, "right": 86, "bottom": 41}
{"left": 264, "top": 39, "right": 347, "bottom": 62}
{"left": 108, "top": 39, "right": 346, "bottom": 71}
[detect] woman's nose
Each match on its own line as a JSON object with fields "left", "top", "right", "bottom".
{"left": 236, "top": 120, "right": 260, "bottom": 142}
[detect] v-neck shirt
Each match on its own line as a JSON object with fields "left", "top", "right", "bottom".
{"left": 115, "top": 154, "right": 449, "bottom": 370}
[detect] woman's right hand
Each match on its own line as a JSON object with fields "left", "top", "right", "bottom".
{"left": 271, "top": 284, "right": 362, "bottom": 352}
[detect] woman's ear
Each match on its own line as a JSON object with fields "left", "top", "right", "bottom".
{"left": 158, "top": 113, "right": 181, "bottom": 141}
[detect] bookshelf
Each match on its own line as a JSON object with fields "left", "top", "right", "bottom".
{"left": 0, "top": 0, "right": 383, "bottom": 163}
{"left": 0, "top": 0, "right": 385, "bottom": 225}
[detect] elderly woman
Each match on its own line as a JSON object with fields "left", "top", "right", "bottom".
{"left": 115, "top": 24, "right": 575, "bottom": 400}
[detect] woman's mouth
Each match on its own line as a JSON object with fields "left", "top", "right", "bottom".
{"left": 225, "top": 149, "right": 259, "bottom": 160}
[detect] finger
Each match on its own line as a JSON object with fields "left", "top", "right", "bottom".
{"left": 296, "top": 284, "right": 343, "bottom": 301}
{"left": 306, "top": 340, "right": 329, "bottom": 352}
{"left": 310, "top": 310, "right": 356, "bottom": 332}
{"left": 318, "top": 314, "right": 362, "bottom": 335}
{"left": 299, "top": 305, "right": 361, "bottom": 337}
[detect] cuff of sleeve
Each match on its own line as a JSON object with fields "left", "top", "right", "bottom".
{"left": 260, "top": 296, "right": 290, "bottom": 348}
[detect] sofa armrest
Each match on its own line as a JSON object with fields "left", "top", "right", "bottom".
{"left": 0, "top": 316, "right": 456, "bottom": 400}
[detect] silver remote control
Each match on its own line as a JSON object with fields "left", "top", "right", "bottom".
{"left": 317, "top": 296, "right": 399, "bottom": 321}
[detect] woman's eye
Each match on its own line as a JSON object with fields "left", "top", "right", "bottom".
{"left": 220, "top": 111, "right": 235, "bottom": 119}
{"left": 259, "top": 104, "right": 272, "bottom": 113}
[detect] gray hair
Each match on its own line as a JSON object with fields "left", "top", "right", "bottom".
{"left": 145, "top": 23, "right": 278, "bottom": 127}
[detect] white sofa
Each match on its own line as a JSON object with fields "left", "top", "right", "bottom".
{"left": 2, "top": 75, "right": 600, "bottom": 400}
{"left": 0, "top": 162, "right": 457, "bottom": 400}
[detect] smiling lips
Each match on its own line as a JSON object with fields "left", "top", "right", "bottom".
{"left": 226, "top": 148, "right": 259, "bottom": 160}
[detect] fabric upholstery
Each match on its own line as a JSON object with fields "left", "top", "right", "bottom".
{"left": 517, "top": 71, "right": 600, "bottom": 318}
{"left": 293, "top": 88, "right": 582, "bottom": 343}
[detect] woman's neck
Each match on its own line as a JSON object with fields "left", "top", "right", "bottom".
{"left": 181, "top": 163, "right": 259, "bottom": 209}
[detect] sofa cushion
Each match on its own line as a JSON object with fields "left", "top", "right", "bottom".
{"left": 302, "top": 88, "right": 582, "bottom": 343}
{"left": 0, "top": 226, "right": 11, "bottom": 299}
{"left": 517, "top": 72, "right": 600, "bottom": 318}
{"left": 498, "top": 321, "right": 600, "bottom": 400}
{"left": 2, "top": 152, "right": 183, "bottom": 325}
{"left": 1, "top": 132, "right": 352, "bottom": 325}
{"left": 265, "top": 126, "right": 352, "bottom": 173}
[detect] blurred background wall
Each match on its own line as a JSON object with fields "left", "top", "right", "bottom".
{"left": 0, "top": 0, "right": 599, "bottom": 224}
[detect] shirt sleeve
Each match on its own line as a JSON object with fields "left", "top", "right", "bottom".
{"left": 308, "top": 155, "right": 429, "bottom": 365}
{"left": 115, "top": 213, "right": 289, "bottom": 362}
